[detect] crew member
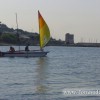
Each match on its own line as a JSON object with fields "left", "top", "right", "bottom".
{"left": 25, "top": 45, "right": 29, "bottom": 51}
{"left": 9, "top": 46, "right": 15, "bottom": 53}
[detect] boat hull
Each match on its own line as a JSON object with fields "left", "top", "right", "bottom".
{"left": 0, "top": 50, "right": 49, "bottom": 57}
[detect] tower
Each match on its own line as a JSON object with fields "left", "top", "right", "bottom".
{"left": 65, "top": 33, "right": 74, "bottom": 44}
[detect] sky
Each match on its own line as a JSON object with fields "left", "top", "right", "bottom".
{"left": 0, "top": 0, "right": 100, "bottom": 43}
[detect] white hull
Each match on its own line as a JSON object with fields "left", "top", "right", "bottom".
{"left": 0, "top": 50, "right": 49, "bottom": 57}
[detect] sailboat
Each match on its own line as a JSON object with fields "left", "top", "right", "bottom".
{"left": 0, "top": 11, "right": 50, "bottom": 57}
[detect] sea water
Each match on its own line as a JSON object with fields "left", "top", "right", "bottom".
{"left": 0, "top": 46, "right": 100, "bottom": 100}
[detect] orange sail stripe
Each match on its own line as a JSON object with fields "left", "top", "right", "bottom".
{"left": 38, "top": 11, "right": 45, "bottom": 28}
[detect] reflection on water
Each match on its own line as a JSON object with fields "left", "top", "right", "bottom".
{"left": 35, "top": 57, "right": 49, "bottom": 99}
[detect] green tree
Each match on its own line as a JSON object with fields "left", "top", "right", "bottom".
{"left": 1, "top": 33, "right": 17, "bottom": 44}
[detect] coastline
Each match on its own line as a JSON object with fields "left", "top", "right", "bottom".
{"left": 0, "top": 42, "right": 100, "bottom": 47}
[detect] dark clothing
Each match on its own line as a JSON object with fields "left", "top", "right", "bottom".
{"left": 25, "top": 46, "right": 29, "bottom": 51}
{"left": 9, "top": 46, "right": 15, "bottom": 53}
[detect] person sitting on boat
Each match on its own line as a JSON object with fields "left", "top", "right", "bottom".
{"left": 9, "top": 46, "right": 15, "bottom": 53}
{"left": 25, "top": 45, "right": 29, "bottom": 51}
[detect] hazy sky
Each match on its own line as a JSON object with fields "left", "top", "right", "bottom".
{"left": 0, "top": 0, "right": 100, "bottom": 43}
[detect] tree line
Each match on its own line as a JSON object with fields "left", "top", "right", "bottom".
{"left": 0, "top": 32, "right": 40, "bottom": 45}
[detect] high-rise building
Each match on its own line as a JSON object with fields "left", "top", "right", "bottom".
{"left": 65, "top": 33, "right": 74, "bottom": 44}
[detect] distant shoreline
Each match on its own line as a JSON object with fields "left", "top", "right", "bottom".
{"left": 0, "top": 42, "right": 100, "bottom": 47}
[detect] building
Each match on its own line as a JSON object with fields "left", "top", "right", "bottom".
{"left": 65, "top": 33, "right": 74, "bottom": 44}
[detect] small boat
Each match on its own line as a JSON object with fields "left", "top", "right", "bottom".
{"left": 0, "top": 11, "right": 50, "bottom": 57}
{"left": 0, "top": 50, "right": 49, "bottom": 57}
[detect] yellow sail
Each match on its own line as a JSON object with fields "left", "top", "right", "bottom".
{"left": 38, "top": 11, "right": 50, "bottom": 49}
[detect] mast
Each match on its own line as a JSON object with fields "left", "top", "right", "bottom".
{"left": 16, "top": 13, "right": 20, "bottom": 51}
